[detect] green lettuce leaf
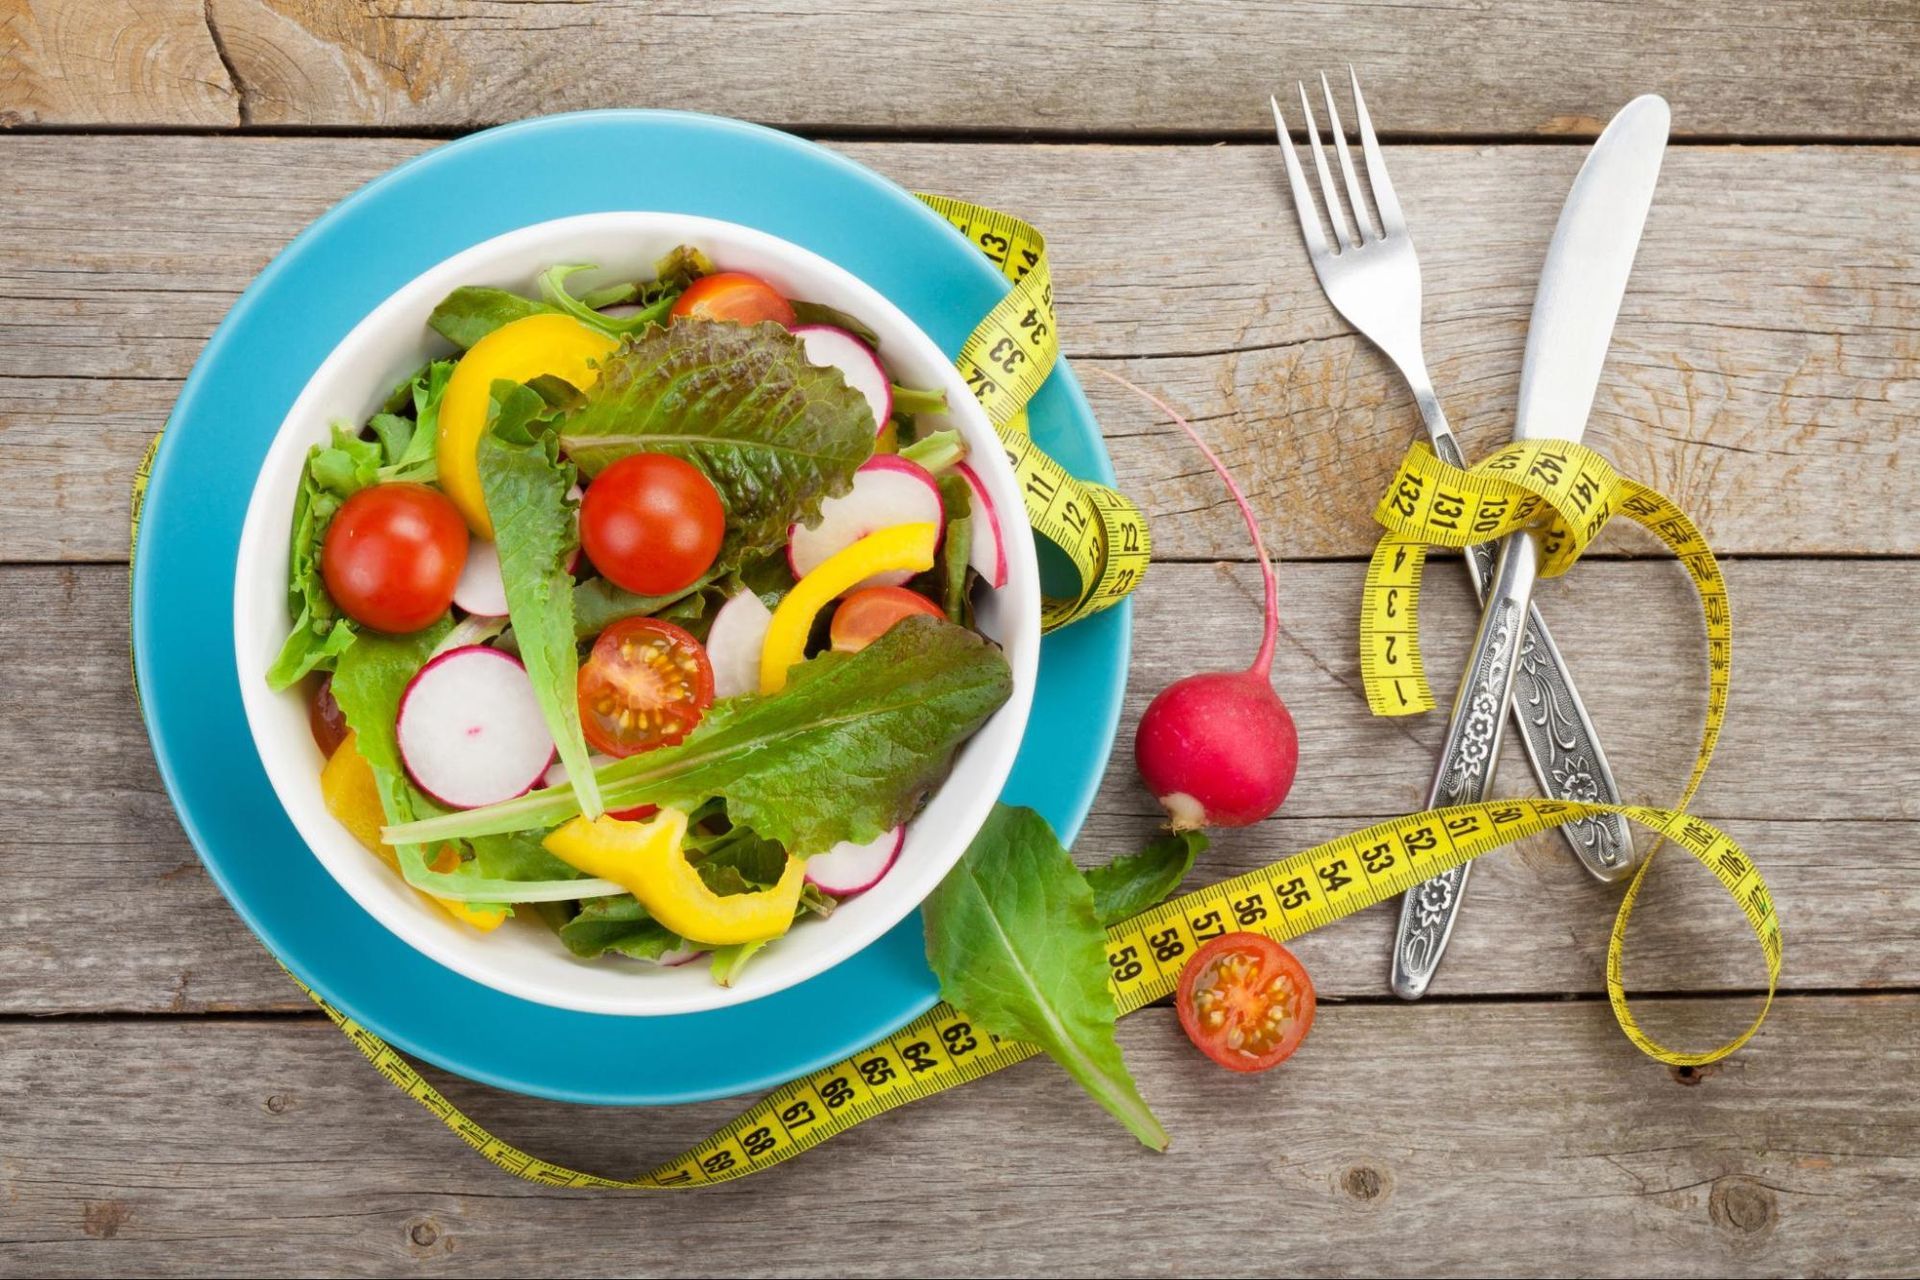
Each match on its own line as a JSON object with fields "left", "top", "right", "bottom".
{"left": 384, "top": 615, "right": 1012, "bottom": 856}
{"left": 1085, "top": 831, "right": 1208, "bottom": 927}
{"left": 429, "top": 287, "right": 559, "bottom": 350}
{"left": 557, "top": 895, "right": 686, "bottom": 961}
{"left": 935, "top": 472, "right": 974, "bottom": 626}
{"left": 477, "top": 381, "right": 602, "bottom": 818}
{"left": 923, "top": 804, "right": 1168, "bottom": 1150}
{"left": 264, "top": 423, "right": 385, "bottom": 690}
{"left": 555, "top": 321, "right": 876, "bottom": 570}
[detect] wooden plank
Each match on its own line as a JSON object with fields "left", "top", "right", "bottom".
{"left": 0, "top": 998, "right": 1911, "bottom": 1275}
{"left": 0, "top": 0, "right": 239, "bottom": 128}
{"left": 6, "top": 560, "right": 1912, "bottom": 1014}
{"left": 4, "top": 137, "right": 1915, "bottom": 561}
{"left": 6, "top": 0, "right": 1918, "bottom": 139}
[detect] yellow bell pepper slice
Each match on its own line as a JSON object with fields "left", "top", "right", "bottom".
{"left": 320, "top": 734, "right": 505, "bottom": 932}
{"left": 759, "top": 522, "right": 939, "bottom": 693}
{"left": 543, "top": 808, "right": 808, "bottom": 947}
{"left": 438, "top": 313, "right": 620, "bottom": 538}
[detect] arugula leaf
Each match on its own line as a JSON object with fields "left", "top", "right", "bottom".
{"left": 556, "top": 321, "right": 875, "bottom": 570}
{"left": 923, "top": 805, "right": 1169, "bottom": 1150}
{"left": 429, "top": 287, "right": 559, "bottom": 350}
{"left": 1085, "top": 831, "right": 1209, "bottom": 927}
{"left": 477, "top": 380, "right": 601, "bottom": 819}
{"left": 936, "top": 473, "right": 975, "bottom": 625}
{"left": 538, "top": 264, "right": 677, "bottom": 337}
{"left": 557, "top": 895, "right": 686, "bottom": 961}
{"left": 384, "top": 616, "right": 1012, "bottom": 855}
{"left": 265, "top": 424, "right": 386, "bottom": 690}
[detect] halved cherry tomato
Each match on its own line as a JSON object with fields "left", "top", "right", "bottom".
{"left": 1175, "top": 932, "right": 1315, "bottom": 1073}
{"left": 669, "top": 272, "right": 797, "bottom": 327}
{"left": 580, "top": 453, "right": 726, "bottom": 597}
{"left": 320, "top": 482, "right": 468, "bottom": 634}
{"left": 829, "top": 586, "right": 944, "bottom": 654}
{"left": 577, "top": 618, "right": 715, "bottom": 758}
{"left": 309, "top": 674, "right": 350, "bottom": 756}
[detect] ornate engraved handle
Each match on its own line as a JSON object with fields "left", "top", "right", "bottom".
{"left": 1429, "top": 431, "right": 1633, "bottom": 880}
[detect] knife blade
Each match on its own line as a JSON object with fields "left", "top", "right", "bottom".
{"left": 1389, "top": 95, "right": 1670, "bottom": 1000}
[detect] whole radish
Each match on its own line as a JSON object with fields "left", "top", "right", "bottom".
{"left": 1095, "top": 370, "right": 1298, "bottom": 831}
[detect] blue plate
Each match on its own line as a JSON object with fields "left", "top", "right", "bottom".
{"left": 134, "top": 111, "right": 1128, "bottom": 1105}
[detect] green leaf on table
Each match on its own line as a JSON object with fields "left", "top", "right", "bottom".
{"left": 477, "top": 380, "right": 601, "bottom": 819}
{"left": 1085, "top": 831, "right": 1209, "bottom": 927}
{"left": 556, "top": 320, "right": 876, "bottom": 571}
{"left": 923, "top": 804, "right": 1169, "bottom": 1151}
{"left": 384, "top": 615, "right": 1012, "bottom": 857}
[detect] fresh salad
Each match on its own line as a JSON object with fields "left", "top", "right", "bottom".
{"left": 269, "top": 247, "right": 1017, "bottom": 986}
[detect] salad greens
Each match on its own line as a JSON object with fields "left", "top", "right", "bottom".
{"left": 556, "top": 321, "right": 876, "bottom": 571}
{"left": 383, "top": 616, "right": 1012, "bottom": 856}
{"left": 276, "top": 241, "right": 1020, "bottom": 994}
{"left": 476, "top": 380, "right": 602, "bottom": 818}
{"left": 924, "top": 805, "right": 1170, "bottom": 1151}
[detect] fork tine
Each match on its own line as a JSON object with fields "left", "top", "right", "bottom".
{"left": 1320, "top": 72, "right": 1378, "bottom": 243}
{"left": 1270, "top": 94, "right": 1330, "bottom": 260}
{"left": 1348, "top": 66, "right": 1405, "bottom": 236}
{"left": 1298, "top": 82, "right": 1356, "bottom": 251}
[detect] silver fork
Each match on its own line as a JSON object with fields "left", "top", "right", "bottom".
{"left": 1269, "top": 71, "right": 1635, "bottom": 902}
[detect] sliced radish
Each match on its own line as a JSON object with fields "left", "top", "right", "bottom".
{"left": 794, "top": 324, "right": 891, "bottom": 434}
{"left": 398, "top": 646, "right": 556, "bottom": 809}
{"left": 787, "top": 456, "right": 943, "bottom": 590}
{"left": 956, "top": 462, "right": 1009, "bottom": 590}
{"left": 541, "top": 753, "right": 618, "bottom": 791}
{"left": 452, "top": 539, "right": 509, "bottom": 617}
{"left": 658, "top": 944, "right": 709, "bottom": 967}
{"left": 707, "top": 590, "right": 774, "bottom": 699}
{"left": 805, "top": 826, "right": 905, "bottom": 897}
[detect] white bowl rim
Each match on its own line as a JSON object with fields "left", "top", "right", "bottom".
{"left": 232, "top": 211, "right": 1040, "bottom": 1017}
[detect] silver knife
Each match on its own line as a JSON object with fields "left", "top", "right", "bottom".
{"left": 1390, "top": 94, "right": 1671, "bottom": 1000}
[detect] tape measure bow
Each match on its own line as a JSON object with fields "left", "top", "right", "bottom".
{"left": 1357, "top": 436, "right": 1772, "bottom": 1069}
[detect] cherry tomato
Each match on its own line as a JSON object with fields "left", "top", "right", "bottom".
{"left": 829, "top": 586, "right": 945, "bottom": 653}
{"left": 669, "top": 272, "right": 797, "bottom": 327}
{"left": 309, "top": 675, "right": 350, "bottom": 756}
{"left": 577, "top": 618, "right": 715, "bottom": 758}
{"left": 580, "top": 454, "right": 726, "bottom": 597}
{"left": 320, "top": 482, "right": 467, "bottom": 634}
{"left": 1175, "top": 933, "right": 1315, "bottom": 1073}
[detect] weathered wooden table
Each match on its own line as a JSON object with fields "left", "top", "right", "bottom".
{"left": 5, "top": 3, "right": 1917, "bottom": 1275}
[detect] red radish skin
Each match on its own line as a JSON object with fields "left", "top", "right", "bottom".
{"left": 787, "top": 455, "right": 944, "bottom": 588}
{"left": 397, "top": 645, "right": 557, "bottom": 810}
{"left": 793, "top": 324, "right": 893, "bottom": 434}
{"left": 804, "top": 826, "right": 905, "bottom": 896}
{"left": 1096, "top": 369, "right": 1298, "bottom": 831}
{"left": 955, "top": 462, "right": 1009, "bottom": 589}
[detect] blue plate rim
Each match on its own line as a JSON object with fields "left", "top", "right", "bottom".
{"left": 133, "top": 109, "right": 1129, "bottom": 1105}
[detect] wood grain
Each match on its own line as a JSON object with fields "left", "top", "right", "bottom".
{"left": 0, "top": 0, "right": 239, "bottom": 127}
{"left": 6, "top": 1, "right": 1920, "bottom": 139}
{"left": 3, "top": 137, "right": 1915, "bottom": 562}
{"left": 1, "top": 998, "right": 1912, "bottom": 1275}
{"left": 9, "top": 559, "right": 1913, "bottom": 1014}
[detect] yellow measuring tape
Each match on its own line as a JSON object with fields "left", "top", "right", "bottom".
{"left": 916, "top": 195, "right": 1151, "bottom": 630}
{"left": 132, "top": 200, "right": 1778, "bottom": 1190}
{"left": 1358, "top": 437, "right": 1764, "bottom": 1065}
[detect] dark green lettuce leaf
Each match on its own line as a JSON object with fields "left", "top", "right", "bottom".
{"left": 476, "top": 381, "right": 601, "bottom": 818}
{"left": 1085, "top": 830, "right": 1208, "bottom": 926}
{"left": 385, "top": 615, "right": 1012, "bottom": 857}
{"left": 556, "top": 320, "right": 875, "bottom": 570}
{"left": 924, "top": 804, "right": 1168, "bottom": 1150}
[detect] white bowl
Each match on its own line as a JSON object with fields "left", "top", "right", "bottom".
{"left": 234, "top": 213, "right": 1040, "bottom": 1017}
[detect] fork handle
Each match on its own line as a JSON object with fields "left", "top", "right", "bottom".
{"left": 1426, "top": 426, "right": 1634, "bottom": 881}
{"left": 1391, "top": 528, "right": 1538, "bottom": 999}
